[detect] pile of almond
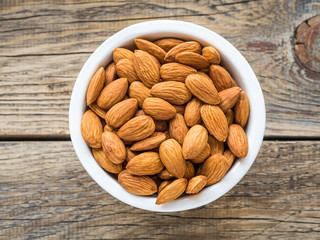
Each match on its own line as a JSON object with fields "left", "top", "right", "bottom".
{"left": 81, "top": 38, "right": 249, "bottom": 205}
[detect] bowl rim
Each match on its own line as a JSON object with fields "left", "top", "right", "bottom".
{"left": 69, "top": 20, "right": 266, "bottom": 212}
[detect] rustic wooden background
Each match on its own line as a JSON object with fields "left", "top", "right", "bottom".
{"left": 1, "top": 0, "right": 319, "bottom": 239}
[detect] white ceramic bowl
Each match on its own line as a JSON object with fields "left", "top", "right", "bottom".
{"left": 69, "top": 20, "right": 266, "bottom": 212}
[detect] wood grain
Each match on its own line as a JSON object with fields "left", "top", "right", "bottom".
{"left": 0, "top": 140, "right": 319, "bottom": 239}
{"left": 0, "top": 0, "right": 320, "bottom": 138}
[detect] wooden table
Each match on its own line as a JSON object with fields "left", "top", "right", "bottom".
{"left": 1, "top": 1, "right": 320, "bottom": 239}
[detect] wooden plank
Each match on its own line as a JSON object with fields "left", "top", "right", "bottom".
{"left": 0, "top": 140, "right": 319, "bottom": 239}
{"left": 0, "top": 0, "right": 320, "bottom": 137}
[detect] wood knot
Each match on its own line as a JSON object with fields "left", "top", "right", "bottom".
{"left": 294, "top": 15, "right": 320, "bottom": 73}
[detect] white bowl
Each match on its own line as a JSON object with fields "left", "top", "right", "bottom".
{"left": 69, "top": 20, "right": 266, "bottom": 212}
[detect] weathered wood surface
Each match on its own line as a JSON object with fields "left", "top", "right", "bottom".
{"left": 1, "top": 0, "right": 320, "bottom": 138}
{"left": 1, "top": 141, "right": 319, "bottom": 239}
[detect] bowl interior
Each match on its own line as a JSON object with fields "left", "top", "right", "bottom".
{"left": 69, "top": 20, "right": 265, "bottom": 212}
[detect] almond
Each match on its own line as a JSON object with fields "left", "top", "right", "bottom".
{"left": 86, "top": 67, "right": 106, "bottom": 105}
{"left": 81, "top": 110, "right": 103, "bottom": 148}
{"left": 115, "top": 59, "right": 139, "bottom": 84}
{"left": 201, "top": 105, "right": 228, "bottom": 142}
{"left": 101, "top": 131, "right": 126, "bottom": 164}
{"left": 126, "top": 147, "right": 137, "bottom": 162}
{"left": 126, "top": 152, "right": 164, "bottom": 175}
{"left": 92, "top": 148, "right": 122, "bottom": 174}
{"left": 164, "top": 41, "right": 202, "bottom": 62}
{"left": 154, "top": 38, "right": 184, "bottom": 52}
{"left": 151, "top": 81, "right": 192, "bottom": 105}
{"left": 89, "top": 102, "right": 107, "bottom": 119}
{"left": 118, "top": 170, "right": 157, "bottom": 195}
{"left": 142, "top": 97, "right": 176, "bottom": 120}
{"left": 227, "top": 124, "right": 248, "bottom": 158}
{"left": 117, "top": 115, "right": 155, "bottom": 141}
{"left": 234, "top": 91, "right": 250, "bottom": 128}
{"left": 224, "top": 149, "right": 235, "bottom": 169}
{"left": 208, "top": 135, "right": 224, "bottom": 155}
{"left": 154, "top": 120, "right": 168, "bottom": 132}
{"left": 158, "top": 168, "right": 174, "bottom": 180}
{"left": 105, "top": 62, "right": 117, "bottom": 85}
{"left": 184, "top": 97, "right": 203, "bottom": 127}
{"left": 209, "top": 65, "right": 237, "bottom": 91}
{"left": 225, "top": 109, "right": 235, "bottom": 126}
{"left": 104, "top": 125, "right": 115, "bottom": 133}
{"left": 176, "top": 52, "right": 210, "bottom": 69}
{"left": 169, "top": 113, "right": 188, "bottom": 145}
{"left": 185, "top": 73, "right": 220, "bottom": 105}
{"left": 156, "top": 178, "right": 188, "bottom": 205}
{"left": 182, "top": 125, "right": 208, "bottom": 159}
{"left": 105, "top": 98, "right": 138, "bottom": 128}
{"left": 135, "top": 38, "right": 166, "bottom": 64}
{"left": 184, "top": 161, "right": 195, "bottom": 180}
{"left": 190, "top": 143, "right": 211, "bottom": 164}
{"left": 130, "top": 132, "right": 166, "bottom": 151}
{"left": 133, "top": 50, "right": 160, "bottom": 87}
{"left": 97, "top": 78, "right": 128, "bottom": 110}
{"left": 202, "top": 46, "right": 221, "bottom": 65}
{"left": 172, "top": 104, "right": 185, "bottom": 115}
{"left": 186, "top": 175, "right": 207, "bottom": 194}
{"left": 158, "top": 180, "right": 172, "bottom": 193}
{"left": 159, "top": 139, "right": 186, "bottom": 178}
{"left": 160, "top": 63, "right": 196, "bottom": 82}
{"left": 219, "top": 87, "right": 241, "bottom": 112}
{"left": 199, "top": 154, "right": 229, "bottom": 186}
{"left": 113, "top": 48, "right": 134, "bottom": 64}
{"left": 135, "top": 109, "right": 145, "bottom": 117}
{"left": 128, "top": 81, "right": 151, "bottom": 107}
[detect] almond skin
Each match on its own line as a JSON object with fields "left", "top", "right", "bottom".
{"left": 126, "top": 147, "right": 137, "bottom": 162}
{"left": 182, "top": 125, "right": 208, "bottom": 159}
{"left": 142, "top": 97, "right": 176, "bottom": 121}
{"left": 184, "top": 97, "right": 203, "bottom": 127}
{"left": 130, "top": 132, "right": 166, "bottom": 151}
{"left": 151, "top": 81, "right": 192, "bottom": 105}
{"left": 86, "top": 67, "right": 106, "bottom": 105}
{"left": 135, "top": 38, "right": 166, "bottom": 64}
{"left": 81, "top": 110, "right": 103, "bottom": 148}
{"left": 201, "top": 105, "right": 228, "bottom": 142}
{"left": 117, "top": 115, "right": 155, "bottom": 141}
{"left": 158, "top": 180, "right": 172, "bottom": 193}
{"left": 218, "top": 87, "right": 241, "bottom": 112}
{"left": 160, "top": 63, "right": 197, "bottom": 82}
{"left": 176, "top": 52, "right": 210, "bottom": 69}
{"left": 159, "top": 139, "right": 186, "bottom": 178}
{"left": 234, "top": 91, "right": 250, "bottom": 128}
{"left": 227, "top": 124, "right": 248, "bottom": 158}
{"left": 118, "top": 170, "right": 157, "bottom": 196}
{"left": 209, "top": 65, "right": 237, "bottom": 91}
{"left": 184, "top": 161, "right": 195, "bottom": 180}
{"left": 158, "top": 168, "right": 174, "bottom": 180}
{"left": 208, "top": 135, "right": 224, "bottom": 155}
{"left": 128, "top": 81, "right": 151, "bottom": 107}
{"left": 224, "top": 149, "right": 235, "bottom": 169}
{"left": 92, "top": 148, "right": 122, "bottom": 174}
{"left": 113, "top": 48, "right": 134, "bottom": 64}
{"left": 190, "top": 143, "right": 211, "bottom": 164}
{"left": 225, "top": 109, "right": 235, "bottom": 126}
{"left": 105, "top": 98, "right": 138, "bottom": 128}
{"left": 105, "top": 62, "right": 117, "bottom": 85}
{"left": 154, "top": 38, "right": 184, "bottom": 52}
{"left": 169, "top": 113, "right": 189, "bottom": 145}
{"left": 101, "top": 131, "right": 126, "bottom": 164}
{"left": 104, "top": 124, "right": 115, "bottom": 133}
{"left": 126, "top": 152, "right": 164, "bottom": 175}
{"left": 185, "top": 73, "right": 220, "bottom": 105}
{"left": 154, "top": 120, "right": 168, "bottom": 132}
{"left": 133, "top": 50, "right": 160, "bottom": 88}
{"left": 89, "top": 102, "right": 107, "bottom": 119}
{"left": 135, "top": 109, "right": 145, "bottom": 117}
{"left": 199, "top": 153, "right": 229, "bottom": 186}
{"left": 164, "top": 41, "right": 202, "bottom": 62}
{"left": 202, "top": 46, "right": 221, "bottom": 65}
{"left": 172, "top": 104, "right": 185, "bottom": 115}
{"left": 97, "top": 78, "right": 128, "bottom": 110}
{"left": 156, "top": 178, "right": 188, "bottom": 205}
{"left": 116, "top": 59, "right": 139, "bottom": 84}
{"left": 186, "top": 175, "right": 207, "bottom": 194}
